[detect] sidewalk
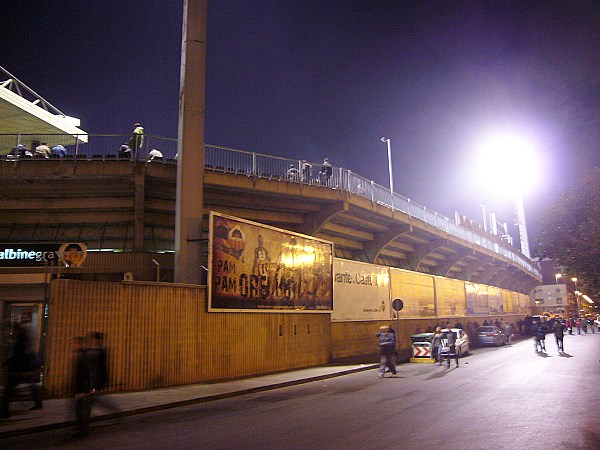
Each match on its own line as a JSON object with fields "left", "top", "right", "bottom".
{"left": 0, "top": 362, "right": 378, "bottom": 439}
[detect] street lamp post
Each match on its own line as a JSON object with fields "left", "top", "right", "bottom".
{"left": 380, "top": 137, "right": 394, "bottom": 195}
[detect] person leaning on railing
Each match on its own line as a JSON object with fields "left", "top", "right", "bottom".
{"left": 51, "top": 144, "right": 68, "bottom": 158}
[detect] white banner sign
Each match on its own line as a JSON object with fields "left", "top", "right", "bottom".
{"left": 332, "top": 259, "right": 391, "bottom": 321}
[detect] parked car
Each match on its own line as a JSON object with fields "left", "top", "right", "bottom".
{"left": 474, "top": 326, "right": 507, "bottom": 347}
{"left": 441, "top": 328, "right": 470, "bottom": 356}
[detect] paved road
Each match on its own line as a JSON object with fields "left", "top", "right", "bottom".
{"left": 2, "top": 332, "right": 599, "bottom": 449}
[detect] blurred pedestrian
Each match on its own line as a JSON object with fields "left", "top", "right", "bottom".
{"left": 431, "top": 327, "right": 443, "bottom": 365}
{"left": 86, "top": 332, "right": 119, "bottom": 414}
{"left": 286, "top": 163, "right": 299, "bottom": 181}
{"left": 301, "top": 160, "right": 311, "bottom": 182}
{"left": 445, "top": 329, "right": 459, "bottom": 368}
{"left": 534, "top": 325, "right": 546, "bottom": 353}
{"left": 319, "top": 158, "right": 332, "bottom": 185}
{"left": 71, "top": 335, "right": 101, "bottom": 439}
{"left": 0, "top": 323, "right": 43, "bottom": 418}
{"left": 503, "top": 322, "right": 514, "bottom": 345}
{"left": 553, "top": 320, "right": 565, "bottom": 353}
{"left": 376, "top": 325, "right": 397, "bottom": 378}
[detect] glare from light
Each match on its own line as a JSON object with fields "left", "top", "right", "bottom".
{"left": 583, "top": 294, "right": 594, "bottom": 304}
{"left": 474, "top": 131, "right": 541, "bottom": 195}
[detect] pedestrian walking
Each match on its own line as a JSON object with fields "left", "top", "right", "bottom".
{"left": 534, "top": 325, "right": 546, "bottom": 353}
{"left": 445, "top": 330, "right": 459, "bottom": 368}
{"left": 553, "top": 320, "right": 565, "bottom": 353}
{"left": 376, "top": 325, "right": 397, "bottom": 378}
{"left": 430, "top": 327, "right": 444, "bottom": 365}
{"left": 86, "top": 332, "right": 119, "bottom": 415}
{"left": 576, "top": 318, "right": 582, "bottom": 334}
{"left": 503, "top": 322, "right": 514, "bottom": 345}
{"left": 0, "top": 323, "right": 43, "bottom": 418}
{"left": 71, "top": 335, "right": 102, "bottom": 439}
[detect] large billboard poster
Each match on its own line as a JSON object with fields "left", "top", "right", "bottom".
{"left": 332, "top": 259, "right": 391, "bottom": 321}
{"left": 208, "top": 212, "right": 333, "bottom": 312}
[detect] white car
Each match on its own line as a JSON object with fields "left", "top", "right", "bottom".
{"left": 441, "top": 328, "right": 470, "bottom": 357}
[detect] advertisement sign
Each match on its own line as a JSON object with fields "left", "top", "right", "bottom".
{"left": 208, "top": 212, "right": 333, "bottom": 312}
{"left": 331, "top": 259, "right": 390, "bottom": 321}
{"left": 0, "top": 243, "right": 61, "bottom": 267}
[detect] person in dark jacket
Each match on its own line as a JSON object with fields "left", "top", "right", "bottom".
{"left": 445, "top": 330, "right": 459, "bottom": 368}
{"left": 376, "top": 325, "right": 397, "bottom": 378}
{"left": 0, "top": 323, "right": 43, "bottom": 418}
{"left": 553, "top": 320, "right": 565, "bottom": 353}
{"left": 71, "top": 336, "right": 99, "bottom": 438}
{"left": 534, "top": 325, "right": 546, "bottom": 353}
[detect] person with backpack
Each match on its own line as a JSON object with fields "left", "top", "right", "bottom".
{"left": 534, "top": 324, "right": 546, "bottom": 353}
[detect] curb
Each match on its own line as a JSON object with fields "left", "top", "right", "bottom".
{"left": 0, "top": 364, "right": 378, "bottom": 439}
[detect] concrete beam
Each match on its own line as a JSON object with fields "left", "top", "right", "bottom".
{"left": 363, "top": 224, "right": 412, "bottom": 263}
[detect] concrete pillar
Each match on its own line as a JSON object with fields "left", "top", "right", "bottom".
{"left": 175, "top": 0, "right": 207, "bottom": 284}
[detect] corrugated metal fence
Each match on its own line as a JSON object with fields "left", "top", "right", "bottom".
{"left": 44, "top": 279, "right": 331, "bottom": 397}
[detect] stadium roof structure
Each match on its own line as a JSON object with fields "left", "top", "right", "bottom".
{"left": 0, "top": 66, "right": 88, "bottom": 153}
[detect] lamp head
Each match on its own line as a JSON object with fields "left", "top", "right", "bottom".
{"left": 380, "top": 137, "right": 388, "bottom": 143}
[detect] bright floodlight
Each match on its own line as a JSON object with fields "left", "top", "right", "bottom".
{"left": 476, "top": 131, "right": 540, "bottom": 195}
{"left": 583, "top": 294, "right": 594, "bottom": 304}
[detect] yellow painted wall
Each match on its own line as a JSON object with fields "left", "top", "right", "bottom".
{"left": 435, "top": 277, "right": 467, "bottom": 317}
{"left": 390, "top": 269, "right": 435, "bottom": 318}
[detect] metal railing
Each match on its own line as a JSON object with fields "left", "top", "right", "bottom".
{"left": 1, "top": 134, "right": 541, "bottom": 278}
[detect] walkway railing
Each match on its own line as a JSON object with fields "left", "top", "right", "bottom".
{"left": 1, "top": 134, "right": 541, "bottom": 278}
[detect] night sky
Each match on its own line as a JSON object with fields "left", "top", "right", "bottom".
{"left": 2, "top": 1, "right": 599, "bottom": 249}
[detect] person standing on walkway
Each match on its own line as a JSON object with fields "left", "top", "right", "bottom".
{"left": 319, "top": 158, "right": 332, "bottom": 185}
{"left": 576, "top": 317, "right": 582, "bottom": 334}
{"left": 553, "top": 319, "right": 565, "bottom": 353}
{"left": 430, "top": 327, "right": 444, "bottom": 365}
{"left": 376, "top": 325, "right": 397, "bottom": 378}
{"left": 129, "top": 122, "right": 144, "bottom": 157}
{"left": 445, "top": 330, "right": 459, "bottom": 368}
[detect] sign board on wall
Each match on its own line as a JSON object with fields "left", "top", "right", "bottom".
{"left": 0, "top": 243, "right": 87, "bottom": 268}
{"left": 0, "top": 244, "right": 60, "bottom": 267}
{"left": 331, "top": 259, "right": 391, "bottom": 321}
{"left": 208, "top": 212, "right": 333, "bottom": 312}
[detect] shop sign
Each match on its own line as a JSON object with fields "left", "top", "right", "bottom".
{"left": 0, "top": 243, "right": 87, "bottom": 267}
{"left": 0, "top": 243, "right": 61, "bottom": 267}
